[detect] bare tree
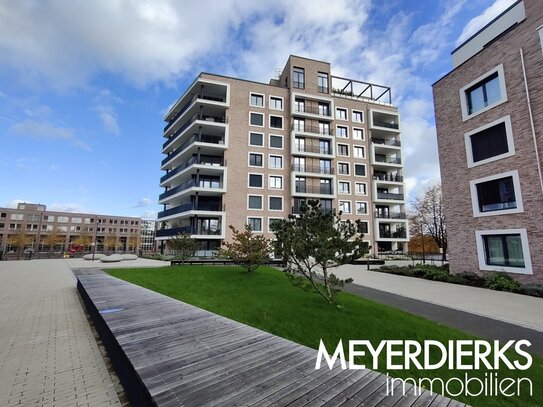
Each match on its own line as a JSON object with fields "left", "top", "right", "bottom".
{"left": 411, "top": 184, "right": 447, "bottom": 261}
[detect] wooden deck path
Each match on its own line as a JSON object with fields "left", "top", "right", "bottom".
{"left": 74, "top": 268, "right": 467, "bottom": 407}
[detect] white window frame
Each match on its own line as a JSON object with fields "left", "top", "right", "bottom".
{"left": 269, "top": 134, "right": 284, "bottom": 150}
{"left": 336, "top": 125, "right": 348, "bottom": 138}
{"left": 355, "top": 201, "right": 368, "bottom": 215}
{"left": 337, "top": 161, "right": 350, "bottom": 176}
{"left": 354, "top": 163, "right": 367, "bottom": 177}
{"left": 249, "top": 111, "right": 265, "bottom": 128}
{"left": 268, "top": 217, "right": 283, "bottom": 233}
{"left": 248, "top": 173, "right": 264, "bottom": 189}
{"left": 247, "top": 216, "right": 263, "bottom": 233}
{"left": 269, "top": 115, "right": 284, "bottom": 130}
{"left": 248, "top": 152, "right": 264, "bottom": 168}
{"left": 464, "top": 115, "right": 515, "bottom": 168}
{"left": 459, "top": 64, "right": 508, "bottom": 121}
{"left": 247, "top": 194, "right": 264, "bottom": 210}
{"left": 336, "top": 143, "right": 349, "bottom": 157}
{"left": 269, "top": 96, "right": 284, "bottom": 111}
{"left": 352, "top": 110, "right": 364, "bottom": 123}
{"left": 339, "top": 200, "right": 352, "bottom": 214}
{"left": 469, "top": 170, "right": 523, "bottom": 217}
{"left": 352, "top": 127, "right": 364, "bottom": 140}
{"left": 336, "top": 107, "right": 348, "bottom": 120}
{"left": 249, "top": 92, "right": 265, "bottom": 108}
{"left": 355, "top": 182, "right": 367, "bottom": 196}
{"left": 338, "top": 181, "right": 351, "bottom": 195}
{"left": 268, "top": 196, "right": 284, "bottom": 212}
{"left": 475, "top": 229, "right": 532, "bottom": 275}
{"left": 248, "top": 131, "right": 264, "bottom": 147}
{"left": 353, "top": 145, "right": 365, "bottom": 159}
{"left": 268, "top": 154, "right": 284, "bottom": 170}
{"left": 268, "top": 175, "right": 283, "bottom": 190}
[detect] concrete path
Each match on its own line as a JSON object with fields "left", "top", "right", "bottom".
{"left": 335, "top": 264, "right": 543, "bottom": 332}
{"left": 0, "top": 258, "right": 166, "bottom": 407}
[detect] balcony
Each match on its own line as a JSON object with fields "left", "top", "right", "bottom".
{"left": 294, "top": 185, "right": 334, "bottom": 195}
{"left": 163, "top": 113, "right": 227, "bottom": 150}
{"left": 160, "top": 156, "right": 224, "bottom": 184}
{"left": 379, "top": 230, "right": 407, "bottom": 239}
{"left": 159, "top": 179, "right": 223, "bottom": 201}
{"left": 372, "top": 138, "right": 401, "bottom": 147}
{"left": 156, "top": 226, "right": 222, "bottom": 238}
{"left": 157, "top": 201, "right": 222, "bottom": 219}
{"left": 162, "top": 134, "right": 225, "bottom": 166}
{"left": 291, "top": 163, "right": 334, "bottom": 175}
{"left": 293, "top": 105, "right": 332, "bottom": 117}
{"left": 373, "top": 174, "right": 404, "bottom": 182}
{"left": 376, "top": 192, "right": 404, "bottom": 201}
{"left": 375, "top": 212, "right": 407, "bottom": 219}
{"left": 371, "top": 110, "right": 400, "bottom": 130}
{"left": 374, "top": 155, "right": 402, "bottom": 165}
{"left": 292, "top": 123, "right": 334, "bottom": 136}
{"left": 293, "top": 144, "right": 332, "bottom": 155}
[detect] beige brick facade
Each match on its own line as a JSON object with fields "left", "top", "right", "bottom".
{"left": 433, "top": 0, "right": 543, "bottom": 282}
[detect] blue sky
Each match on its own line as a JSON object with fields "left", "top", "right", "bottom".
{"left": 0, "top": 0, "right": 515, "bottom": 218}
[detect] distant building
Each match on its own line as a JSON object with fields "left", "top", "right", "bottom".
{"left": 158, "top": 55, "right": 409, "bottom": 255}
{"left": 432, "top": 0, "right": 543, "bottom": 282}
{"left": 0, "top": 203, "right": 143, "bottom": 257}
{"left": 140, "top": 219, "right": 157, "bottom": 254}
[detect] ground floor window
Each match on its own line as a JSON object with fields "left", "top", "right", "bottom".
{"left": 475, "top": 229, "right": 532, "bottom": 274}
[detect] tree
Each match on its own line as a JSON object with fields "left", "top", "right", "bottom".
{"left": 73, "top": 233, "right": 92, "bottom": 251}
{"left": 167, "top": 233, "right": 199, "bottom": 263}
{"left": 7, "top": 231, "right": 33, "bottom": 260}
{"left": 220, "top": 224, "right": 272, "bottom": 272}
{"left": 42, "top": 232, "right": 65, "bottom": 257}
{"left": 104, "top": 236, "right": 118, "bottom": 254}
{"left": 411, "top": 184, "right": 447, "bottom": 261}
{"left": 128, "top": 236, "right": 139, "bottom": 253}
{"left": 271, "top": 200, "right": 368, "bottom": 304}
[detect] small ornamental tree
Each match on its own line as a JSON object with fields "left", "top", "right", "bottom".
{"left": 220, "top": 224, "right": 272, "bottom": 272}
{"left": 271, "top": 199, "right": 368, "bottom": 304}
{"left": 42, "top": 232, "right": 65, "bottom": 257}
{"left": 7, "top": 232, "right": 33, "bottom": 260}
{"left": 167, "top": 233, "right": 199, "bottom": 263}
{"left": 104, "top": 236, "right": 117, "bottom": 254}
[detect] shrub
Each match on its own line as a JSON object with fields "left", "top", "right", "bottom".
{"left": 518, "top": 283, "right": 543, "bottom": 298}
{"left": 484, "top": 273, "right": 520, "bottom": 292}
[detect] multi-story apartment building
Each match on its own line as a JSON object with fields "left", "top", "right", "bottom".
{"left": 433, "top": 0, "right": 542, "bottom": 282}
{"left": 0, "top": 203, "right": 143, "bottom": 257}
{"left": 158, "top": 55, "right": 408, "bottom": 255}
{"left": 140, "top": 219, "right": 157, "bottom": 254}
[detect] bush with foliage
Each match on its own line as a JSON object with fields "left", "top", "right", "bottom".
{"left": 483, "top": 272, "right": 521, "bottom": 292}
{"left": 167, "top": 233, "right": 199, "bottom": 263}
{"left": 220, "top": 224, "right": 271, "bottom": 272}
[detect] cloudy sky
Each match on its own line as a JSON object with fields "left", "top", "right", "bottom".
{"left": 0, "top": 0, "right": 515, "bottom": 218}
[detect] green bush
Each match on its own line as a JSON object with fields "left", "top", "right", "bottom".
{"left": 484, "top": 272, "right": 521, "bottom": 292}
{"left": 450, "top": 272, "right": 487, "bottom": 288}
{"left": 518, "top": 283, "right": 543, "bottom": 298}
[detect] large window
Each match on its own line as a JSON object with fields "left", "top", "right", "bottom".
{"left": 338, "top": 181, "right": 350, "bottom": 194}
{"left": 460, "top": 65, "right": 507, "bottom": 120}
{"left": 249, "top": 153, "right": 263, "bottom": 167}
{"left": 337, "top": 144, "right": 349, "bottom": 156}
{"left": 352, "top": 110, "right": 364, "bottom": 122}
{"left": 470, "top": 171, "right": 523, "bottom": 216}
{"left": 250, "top": 112, "right": 264, "bottom": 127}
{"left": 338, "top": 162, "right": 349, "bottom": 175}
{"left": 336, "top": 108, "right": 347, "bottom": 120}
{"left": 465, "top": 116, "right": 514, "bottom": 167}
{"left": 269, "top": 197, "right": 283, "bottom": 211}
{"left": 248, "top": 174, "right": 263, "bottom": 188}
{"left": 250, "top": 93, "right": 264, "bottom": 107}
{"left": 248, "top": 195, "right": 263, "bottom": 210}
{"left": 269, "top": 135, "right": 283, "bottom": 149}
{"left": 339, "top": 201, "right": 351, "bottom": 214}
{"left": 317, "top": 72, "right": 329, "bottom": 93}
{"left": 293, "top": 67, "right": 305, "bottom": 89}
{"left": 269, "top": 116, "right": 283, "bottom": 129}
{"left": 475, "top": 229, "right": 532, "bottom": 274}
{"left": 354, "top": 164, "right": 366, "bottom": 177}
{"left": 270, "top": 97, "right": 283, "bottom": 110}
{"left": 269, "top": 155, "right": 283, "bottom": 169}
{"left": 247, "top": 217, "right": 262, "bottom": 232}
{"left": 336, "top": 126, "right": 348, "bottom": 138}
{"left": 249, "top": 132, "right": 264, "bottom": 147}
{"left": 269, "top": 175, "right": 283, "bottom": 189}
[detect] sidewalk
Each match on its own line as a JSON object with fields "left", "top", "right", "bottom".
{"left": 335, "top": 264, "right": 543, "bottom": 332}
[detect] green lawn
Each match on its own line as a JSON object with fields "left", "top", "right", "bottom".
{"left": 107, "top": 265, "right": 543, "bottom": 407}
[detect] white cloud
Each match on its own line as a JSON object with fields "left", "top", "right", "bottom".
{"left": 8, "top": 119, "right": 91, "bottom": 150}
{"left": 49, "top": 203, "right": 86, "bottom": 213}
{"left": 134, "top": 198, "right": 153, "bottom": 208}
{"left": 5, "top": 199, "right": 29, "bottom": 208}
{"left": 95, "top": 105, "right": 120, "bottom": 135}
{"left": 141, "top": 210, "right": 157, "bottom": 219}
{"left": 456, "top": 0, "right": 516, "bottom": 46}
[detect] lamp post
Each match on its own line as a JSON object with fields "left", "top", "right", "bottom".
{"left": 91, "top": 241, "right": 96, "bottom": 261}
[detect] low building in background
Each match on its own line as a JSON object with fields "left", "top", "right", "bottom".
{"left": 432, "top": 0, "right": 542, "bottom": 282}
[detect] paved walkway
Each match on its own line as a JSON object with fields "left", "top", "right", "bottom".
{"left": 0, "top": 258, "right": 166, "bottom": 407}
{"left": 335, "top": 264, "right": 543, "bottom": 332}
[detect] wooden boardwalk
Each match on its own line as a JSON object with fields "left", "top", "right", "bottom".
{"left": 74, "top": 268, "right": 467, "bottom": 407}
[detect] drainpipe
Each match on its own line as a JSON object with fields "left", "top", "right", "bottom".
{"left": 520, "top": 48, "right": 543, "bottom": 197}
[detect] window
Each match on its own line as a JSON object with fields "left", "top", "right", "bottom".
{"left": 247, "top": 217, "right": 263, "bottom": 232}
{"left": 269, "top": 197, "right": 283, "bottom": 211}
{"left": 10, "top": 213, "right": 23, "bottom": 220}
{"left": 354, "top": 146, "right": 365, "bottom": 158}
{"left": 269, "top": 155, "right": 283, "bottom": 169}
{"left": 460, "top": 65, "right": 507, "bottom": 120}
{"left": 338, "top": 162, "right": 350, "bottom": 175}
{"left": 354, "top": 164, "right": 366, "bottom": 177}
{"left": 336, "top": 126, "right": 348, "bottom": 138}
{"left": 470, "top": 170, "right": 523, "bottom": 217}
{"left": 293, "top": 67, "right": 305, "bottom": 89}
{"left": 249, "top": 174, "right": 263, "bottom": 188}
{"left": 71, "top": 217, "right": 82, "bottom": 224}
{"left": 269, "top": 175, "right": 283, "bottom": 189}
{"left": 294, "top": 98, "right": 305, "bottom": 113}
{"left": 294, "top": 118, "right": 305, "bottom": 132}
{"left": 475, "top": 229, "right": 532, "bottom": 274}
{"left": 320, "top": 140, "right": 331, "bottom": 155}
{"left": 269, "top": 135, "right": 283, "bottom": 149}
{"left": 248, "top": 195, "right": 263, "bottom": 210}
{"left": 336, "top": 108, "right": 347, "bottom": 120}
{"left": 26, "top": 214, "right": 40, "bottom": 222}
{"left": 355, "top": 183, "right": 367, "bottom": 195}
{"left": 269, "top": 116, "right": 283, "bottom": 129}
{"left": 270, "top": 97, "right": 283, "bottom": 110}
{"left": 318, "top": 72, "right": 329, "bottom": 93}
{"left": 250, "top": 112, "right": 264, "bottom": 127}
{"left": 465, "top": 116, "right": 514, "bottom": 167}
{"left": 353, "top": 110, "right": 364, "bottom": 122}
{"left": 57, "top": 216, "right": 69, "bottom": 223}
{"left": 319, "top": 103, "right": 330, "bottom": 117}
{"left": 250, "top": 93, "right": 264, "bottom": 107}
{"left": 249, "top": 132, "right": 264, "bottom": 146}
{"left": 320, "top": 160, "right": 331, "bottom": 174}
{"left": 249, "top": 153, "right": 263, "bottom": 167}
{"left": 320, "top": 179, "right": 332, "bottom": 194}
{"left": 356, "top": 202, "right": 367, "bottom": 215}
{"left": 357, "top": 221, "right": 369, "bottom": 234}
{"left": 338, "top": 181, "right": 350, "bottom": 194}
{"left": 353, "top": 128, "right": 364, "bottom": 140}
{"left": 337, "top": 144, "right": 349, "bottom": 156}
{"left": 339, "top": 201, "right": 351, "bottom": 214}
{"left": 319, "top": 122, "right": 330, "bottom": 135}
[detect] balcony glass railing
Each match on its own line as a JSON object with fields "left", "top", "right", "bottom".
{"left": 162, "top": 134, "right": 225, "bottom": 166}
{"left": 292, "top": 123, "right": 333, "bottom": 136}
{"left": 159, "top": 178, "right": 223, "bottom": 200}
{"left": 372, "top": 137, "right": 401, "bottom": 147}
{"left": 157, "top": 201, "right": 222, "bottom": 219}
{"left": 374, "top": 212, "right": 407, "bottom": 219}
{"left": 163, "top": 113, "right": 227, "bottom": 149}
{"left": 293, "top": 144, "right": 331, "bottom": 155}
{"left": 373, "top": 174, "right": 404, "bottom": 182}
{"left": 291, "top": 164, "right": 334, "bottom": 175}
{"left": 372, "top": 120, "right": 399, "bottom": 130}
{"left": 294, "top": 185, "right": 334, "bottom": 195}
{"left": 160, "top": 156, "right": 224, "bottom": 183}
{"left": 164, "top": 94, "right": 226, "bottom": 132}
{"left": 376, "top": 192, "right": 404, "bottom": 200}
{"left": 374, "top": 156, "right": 402, "bottom": 165}
{"left": 294, "top": 105, "right": 331, "bottom": 117}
